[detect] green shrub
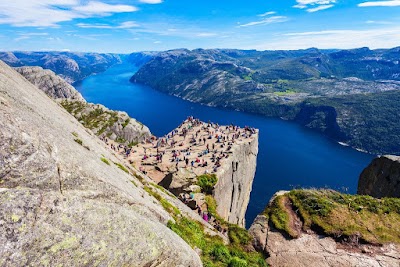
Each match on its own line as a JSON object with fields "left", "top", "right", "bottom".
{"left": 228, "top": 224, "right": 251, "bottom": 246}
{"left": 229, "top": 257, "right": 247, "bottom": 267}
{"left": 210, "top": 244, "right": 231, "bottom": 263}
{"left": 197, "top": 174, "right": 218, "bottom": 194}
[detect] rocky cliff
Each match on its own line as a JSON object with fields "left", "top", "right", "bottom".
{"left": 213, "top": 133, "right": 258, "bottom": 227}
{"left": 249, "top": 190, "right": 400, "bottom": 267}
{"left": 0, "top": 51, "right": 121, "bottom": 84}
{"left": 15, "top": 65, "right": 151, "bottom": 145}
{"left": 60, "top": 100, "right": 151, "bottom": 145}
{"left": 15, "top": 66, "right": 85, "bottom": 101}
{"left": 0, "top": 60, "right": 202, "bottom": 266}
{"left": 358, "top": 155, "right": 400, "bottom": 198}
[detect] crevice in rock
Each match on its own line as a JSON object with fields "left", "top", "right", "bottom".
{"left": 57, "top": 164, "right": 63, "bottom": 195}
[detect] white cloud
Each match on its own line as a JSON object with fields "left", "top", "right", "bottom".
{"left": 139, "top": 0, "right": 163, "bottom": 4}
{"left": 258, "top": 11, "right": 276, "bottom": 17}
{"left": 239, "top": 16, "right": 288, "bottom": 27}
{"left": 14, "top": 32, "right": 49, "bottom": 42}
{"left": 253, "top": 26, "right": 400, "bottom": 50}
{"left": 366, "top": 20, "right": 393, "bottom": 24}
{"left": 73, "top": 1, "right": 137, "bottom": 14}
{"left": 77, "top": 21, "right": 139, "bottom": 29}
{"left": 307, "top": 4, "right": 334, "bottom": 12}
{"left": 0, "top": 1, "right": 138, "bottom": 27}
{"left": 294, "top": 0, "right": 336, "bottom": 11}
{"left": 153, "top": 40, "right": 162, "bottom": 44}
{"left": 118, "top": 21, "right": 140, "bottom": 29}
{"left": 196, "top": 32, "right": 218, "bottom": 37}
{"left": 358, "top": 0, "right": 400, "bottom": 7}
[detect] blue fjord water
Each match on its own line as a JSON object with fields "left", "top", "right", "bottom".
{"left": 75, "top": 62, "right": 375, "bottom": 227}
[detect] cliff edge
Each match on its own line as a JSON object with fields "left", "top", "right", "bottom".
{"left": 0, "top": 60, "right": 201, "bottom": 266}
{"left": 213, "top": 131, "right": 258, "bottom": 227}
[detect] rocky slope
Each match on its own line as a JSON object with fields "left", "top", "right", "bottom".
{"left": 15, "top": 65, "right": 151, "bottom": 145}
{"left": 0, "top": 51, "right": 121, "bottom": 84}
{"left": 0, "top": 60, "right": 202, "bottom": 266}
{"left": 249, "top": 190, "right": 400, "bottom": 267}
{"left": 15, "top": 66, "right": 85, "bottom": 101}
{"left": 130, "top": 47, "right": 400, "bottom": 155}
{"left": 213, "top": 132, "right": 258, "bottom": 227}
{"left": 358, "top": 155, "right": 400, "bottom": 198}
{"left": 60, "top": 100, "right": 151, "bottom": 145}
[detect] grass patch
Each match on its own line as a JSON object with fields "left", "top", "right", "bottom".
{"left": 197, "top": 174, "right": 218, "bottom": 194}
{"left": 141, "top": 184, "right": 266, "bottom": 267}
{"left": 265, "top": 189, "right": 400, "bottom": 244}
{"left": 114, "top": 162, "right": 129, "bottom": 174}
{"left": 71, "top": 132, "right": 78, "bottom": 137}
{"left": 74, "top": 138, "right": 83, "bottom": 146}
{"left": 100, "top": 157, "right": 110, "bottom": 165}
{"left": 273, "top": 89, "right": 296, "bottom": 96}
{"left": 115, "top": 136, "right": 126, "bottom": 144}
{"left": 128, "top": 141, "right": 139, "bottom": 148}
{"left": 122, "top": 118, "right": 130, "bottom": 128}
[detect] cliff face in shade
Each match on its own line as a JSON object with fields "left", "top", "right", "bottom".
{"left": 213, "top": 132, "right": 258, "bottom": 227}
{"left": 0, "top": 60, "right": 202, "bottom": 267}
{"left": 15, "top": 66, "right": 85, "bottom": 101}
{"left": 358, "top": 155, "right": 400, "bottom": 198}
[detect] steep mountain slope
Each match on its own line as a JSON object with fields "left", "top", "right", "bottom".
{"left": 0, "top": 60, "right": 201, "bottom": 266}
{"left": 15, "top": 66, "right": 85, "bottom": 101}
{"left": 131, "top": 48, "right": 400, "bottom": 154}
{"left": 0, "top": 51, "right": 121, "bottom": 83}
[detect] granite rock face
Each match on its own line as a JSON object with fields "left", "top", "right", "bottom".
{"left": 15, "top": 66, "right": 85, "bottom": 101}
{"left": 0, "top": 60, "right": 202, "bottom": 267}
{"left": 213, "top": 133, "right": 258, "bottom": 227}
{"left": 358, "top": 155, "right": 400, "bottom": 198}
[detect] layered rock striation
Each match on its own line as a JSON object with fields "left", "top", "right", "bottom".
{"left": 358, "top": 155, "right": 400, "bottom": 198}
{"left": 0, "top": 60, "right": 202, "bottom": 266}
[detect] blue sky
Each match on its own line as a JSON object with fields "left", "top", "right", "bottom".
{"left": 0, "top": 0, "right": 399, "bottom": 53}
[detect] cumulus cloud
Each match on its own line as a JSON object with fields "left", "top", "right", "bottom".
{"left": 358, "top": 0, "right": 400, "bottom": 7}
{"left": 0, "top": 0, "right": 138, "bottom": 27}
{"left": 294, "top": 0, "right": 336, "bottom": 12}
{"left": 239, "top": 16, "right": 288, "bottom": 27}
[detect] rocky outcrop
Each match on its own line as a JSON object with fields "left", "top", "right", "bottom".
{"left": 15, "top": 66, "right": 85, "bottom": 101}
{"left": 60, "top": 100, "right": 152, "bottom": 144}
{"left": 213, "top": 133, "right": 258, "bottom": 227}
{"left": 15, "top": 65, "right": 151, "bottom": 145}
{"left": 249, "top": 191, "right": 400, "bottom": 267}
{"left": 358, "top": 155, "right": 400, "bottom": 198}
{"left": 0, "top": 60, "right": 201, "bottom": 266}
{"left": 249, "top": 214, "right": 400, "bottom": 267}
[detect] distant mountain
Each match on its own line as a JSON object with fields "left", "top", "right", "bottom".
{"left": 0, "top": 51, "right": 122, "bottom": 84}
{"left": 131, "top": 47, "right": 400, "bottom": 155}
